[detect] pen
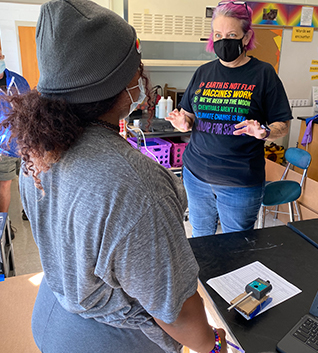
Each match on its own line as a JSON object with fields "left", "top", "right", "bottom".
{"left": 226, "top": 339, "right": 245, "bottom": 353}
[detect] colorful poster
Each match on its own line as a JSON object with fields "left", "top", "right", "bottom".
{"left": 249, "top": 2, "right": 289, "bottom": 26}
{"left": 247, "top": 2, "right": 318, "bottom": 28}
{"left": 287, "top": 5, "right": 302, "bottom": 27}
{"left": 313, "top": 7, "right": 318, "bottom": 28}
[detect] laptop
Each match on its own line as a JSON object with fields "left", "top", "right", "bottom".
{"left": 277, "top": 290, "right": 318, "bottom": 352}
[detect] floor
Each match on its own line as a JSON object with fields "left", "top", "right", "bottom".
{"left": 9, "top": 176, "right": 284, "bottom": 276}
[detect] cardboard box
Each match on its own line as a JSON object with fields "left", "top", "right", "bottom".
{"left": 265, "top": 159, "right": 318, "bottom": 223}
{"left": 0, "top": 272, "right": 42, "bottom": 352}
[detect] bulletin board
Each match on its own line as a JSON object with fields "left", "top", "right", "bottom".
{"left": 245, "top": 2, "right": 318, "bottom": 102}
{"left": 279, "top": 28, "right": 318, "bottom": 101}
{"left": 247, "top": 28, "right": 283, "bottom": 73}
{"left": 246, "top": 26, "right": 318, "bottom": 103}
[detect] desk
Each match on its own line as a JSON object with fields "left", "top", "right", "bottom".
{"left": 189, "top": 225, "right": 318, "bottom": 353}
{"left": 0, "top": 272, "right": 42, "bottom": 352}
{"left": 287, "top": 218, "right": 318, "bottom": 248}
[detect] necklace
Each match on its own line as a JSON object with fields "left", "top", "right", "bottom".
{"left": 90, "top": 119, "right": 120, "bottom": 133}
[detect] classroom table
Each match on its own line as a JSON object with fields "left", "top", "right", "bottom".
{"left": 189, "top": 225, "right": 318, "bottom": 353}
{"left": 287, "top": 218, "right": 318, "bottom": 248}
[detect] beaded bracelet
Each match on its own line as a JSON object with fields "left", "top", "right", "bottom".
{"left": 209, "top": 327, "right": 222, "bottom": 353}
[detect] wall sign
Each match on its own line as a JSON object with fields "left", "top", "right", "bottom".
{"left": 292, "top": 27, "right": 314, "bottom": 42}
{"left": 247, "top": 2, "right": 318, "bottom": 28}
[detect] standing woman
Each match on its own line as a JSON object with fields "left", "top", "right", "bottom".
{"left": 167, "top": 1, "right": 292, "bottom": 237}
{"left": 1, "top": 0, "right": 227, "bottom": 352}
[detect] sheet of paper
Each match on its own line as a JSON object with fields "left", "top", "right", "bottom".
{"left": 207, "top": 261, "right": 302, "bottom": 315}
{"left": 301, "top": 6, "right": 313, "bottom": 27}
{"left": 313, "top": 86, "right": 318, "bottom": 105}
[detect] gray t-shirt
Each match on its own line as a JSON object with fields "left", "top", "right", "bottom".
{"left": 20, "top": 126, "right": 199, "bottom": 353}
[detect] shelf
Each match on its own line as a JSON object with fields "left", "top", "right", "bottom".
{"left": 127, "top": 125, "right": 191, "bottom": 139}
{"left": 142, "top": 59, "right": 208, "bottom": 69}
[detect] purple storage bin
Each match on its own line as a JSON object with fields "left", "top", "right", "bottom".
{"left": 164, "top": 138, "right": 188, "bottom": 168}
{"left": 127, "top": 137, "right": 172, "bottom": 168}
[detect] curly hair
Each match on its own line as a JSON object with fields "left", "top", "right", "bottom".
{"left": 206, "top": 1, "right": 256, "bottom": 53}
{"left": 0, "top": 61, "right": 153, "bottom": 192}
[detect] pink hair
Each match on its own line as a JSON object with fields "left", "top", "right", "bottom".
{"left": 206, "top": 1, "right": 256, "bottom": 53}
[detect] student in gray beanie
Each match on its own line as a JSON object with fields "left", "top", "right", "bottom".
{"left": 1, "top": 1, "right": 227, "bottom": 352}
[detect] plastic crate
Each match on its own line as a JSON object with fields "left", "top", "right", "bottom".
{"left": 165, "top": 137, "right": 188, "bottom": 167}
{"left": 127, "top": 137, "right": 172, "bottom": 168}
{"left": 119, "top": 120, "right": 127, "bottom": 138}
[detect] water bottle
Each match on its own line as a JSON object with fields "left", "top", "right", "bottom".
{"left": 158, "top": 97, "right": 166, "bottom": 119}
{"left": 166, "top": 96, "right": 173, "bottom": 116}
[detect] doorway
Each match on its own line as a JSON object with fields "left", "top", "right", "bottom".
{"left": 18, "top": 25, "right": 39, "bottom": 89}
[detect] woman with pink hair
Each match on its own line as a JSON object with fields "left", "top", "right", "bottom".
{"left": 167, "top": 1, "right": 292, "bottom": 237}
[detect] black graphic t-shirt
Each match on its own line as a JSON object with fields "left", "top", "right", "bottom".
{"left": 180, "top": 56, "right": 292, "bottom": 187}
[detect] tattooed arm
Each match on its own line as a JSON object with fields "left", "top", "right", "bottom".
{"left": 266, "top": 121, "right": 290, "bottom": 141}
{"left": 234, "top": 120, "right": 290, "bottom": 141}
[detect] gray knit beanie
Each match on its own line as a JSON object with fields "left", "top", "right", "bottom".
{"left": 36, "top": 0, "right": 141, "bottom": 103}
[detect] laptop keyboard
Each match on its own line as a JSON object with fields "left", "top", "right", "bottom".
{"left": 293, "top": 317, "right": 318, "bottom": 351}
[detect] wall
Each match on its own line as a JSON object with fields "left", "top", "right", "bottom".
{"left": 0, "top": 0, "right": 317, "bottom": 150}
{"left": 139, "top": 0, "right": 318, "bottom": 150}
{"left": 0, "top": 2, "right": 40, "bottom": 75}
{"left": 279, "top": 28, "right": 318, "bottom": 148}
{"left": 0, "top": 0, "right": 110, "bottom": 75}
{"left": 0, "top": 0, "right": 110, "bottom": 5}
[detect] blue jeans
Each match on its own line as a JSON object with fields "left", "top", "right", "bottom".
{"left": 183, "top": 166, "right": 264, "bottom": 237}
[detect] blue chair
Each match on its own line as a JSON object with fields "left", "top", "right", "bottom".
{"left": 259, "top": 147, "right": 311, "bottom": 228}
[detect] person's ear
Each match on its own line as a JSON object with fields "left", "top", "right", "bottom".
{"left": 243, "top": 30, "right": 252, "bottom": 48}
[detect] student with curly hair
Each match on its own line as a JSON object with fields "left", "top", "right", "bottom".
{"left": 1, "top": 1, "right": 227, "bottom": 352}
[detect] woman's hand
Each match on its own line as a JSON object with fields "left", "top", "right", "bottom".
{"left": 165, "top": 108, "right": 194, "bottom": 132}
{"left": 233, "top": 119, "right": 267, "bottom": 139}
{"left": 154, "top": 291, "right": 228, "bottom": 353}
{"left": 214, "top": 327, "right": 227, "bottom": 353}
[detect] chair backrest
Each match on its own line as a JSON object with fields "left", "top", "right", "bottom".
{"left": 285, "top": 147, "right": 311, "bottom": 170}
{"left": 281, "top": 147, "right": 312, "bottom": 187}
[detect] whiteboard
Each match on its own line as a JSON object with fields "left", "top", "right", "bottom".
{"left": 279, "top": 28, "right": 318, "bottom": 103}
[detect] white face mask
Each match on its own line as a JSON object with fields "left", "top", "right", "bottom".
{"left": 126, "top": 77, "right": 146, "bottom": 116}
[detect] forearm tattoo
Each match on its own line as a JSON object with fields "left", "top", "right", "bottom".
{"left": 268, "top": 121, "right": 290, "bottom": 140}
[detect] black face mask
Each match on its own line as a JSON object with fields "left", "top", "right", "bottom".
{"left": 214, "top": 36, "right": 245, "bottom": 62}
